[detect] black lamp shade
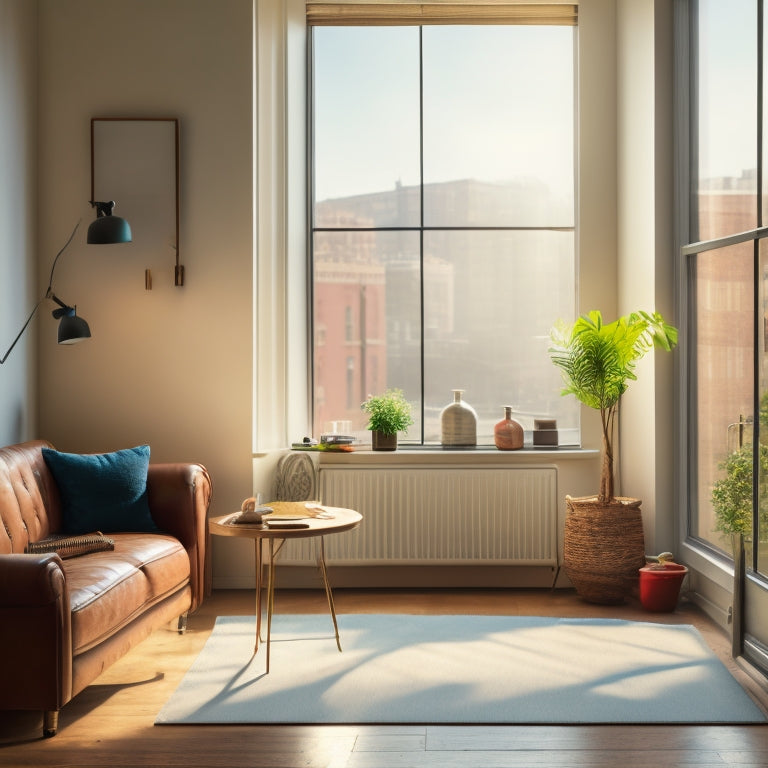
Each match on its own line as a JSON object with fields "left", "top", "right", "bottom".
{"left": 87, "top": 214, "right": 132, "bottom": 244}
{"left": 58, "top": 314, "right": 91, "bottom": 344}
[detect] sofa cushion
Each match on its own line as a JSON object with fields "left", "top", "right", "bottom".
{"left": 63, "top": 533, "right": 190, "bottom": 653}
{"left": 42, "top": 445, "right": 157, "bottom": 535}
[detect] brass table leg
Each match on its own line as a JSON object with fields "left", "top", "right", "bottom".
{"left": 266, "top": 538, "right": 277, "bottom": 674}
{"left": 254, "top": 538, "right": 263, "bottom": 654}
{"left": 318, "top": 536, "right": 342, "bottom": 652}
{"left": 254, "top": 535, "right": 342, "bottom": 670}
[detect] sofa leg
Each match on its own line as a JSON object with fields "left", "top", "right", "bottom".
{"left": 177, "top": 612, "right": 188, "bottom": 634}
{"left": 43, "top": 710, "right": 59, "bottom": 737}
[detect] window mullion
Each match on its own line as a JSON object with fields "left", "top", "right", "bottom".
{"left": 419, "top": 25, "right": 426, "bottom": 444}
{"left": 754, "top": 0, "right": 764, "bottom": 568}
{"left": 759, "top": 0, "right": 764, "bottom": 232}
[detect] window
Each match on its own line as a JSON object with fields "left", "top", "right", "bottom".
{"left": 344, "top": 306, "right": 353, "bottom": 342}
{"left": 680, "top": 0, "right": 768, "bottom": 564}
{"left": 309, "top": 13, "right": 577, "bottom": 444}
{"left": 346, "top": 356, "right": 355, "bottom": 409}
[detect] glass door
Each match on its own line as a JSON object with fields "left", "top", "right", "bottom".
{"left": 684, "top": 227, "right": 768, "bottom": 674}
{"left": 743, "top": 238, "right": 768, "bottom": 670}
{"left": 681, "top": 0, "right": 768, "bottom": 674}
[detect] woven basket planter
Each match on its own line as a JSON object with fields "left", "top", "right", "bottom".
{"left": 563, "top": 494, "right": 646, "bottom": 604}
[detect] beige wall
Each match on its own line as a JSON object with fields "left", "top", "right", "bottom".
{"left": 0, "top": 0, "right": 38, "bottom": 445}
{"left": 577, "top": 0, "right": 619, "bottom": 460}
{"left": 36, "top": 0, "right": 254, "bottom": 523}
{"left": 616, "top": 0, "right": 676, "bottom": 553}
{"left": 1, "top": 0, "right": 679, "bottom": 586}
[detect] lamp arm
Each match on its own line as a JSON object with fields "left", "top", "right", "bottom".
{"left": 1, "top": 220, "right": 81, "bottom": 365}
{"left": 0, "top": 299, "right": 44, "bottom": 365}
{"left": 48, "top": 292, "right": 68, "bottom": 310}
{"left": 46, "top": 220, "right": 81, "bottom": 292}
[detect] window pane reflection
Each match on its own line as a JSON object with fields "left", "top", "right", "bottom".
{"left": 312, "top": 231, "right": 422, "bottom": 439}
{"left": 313, "top": 27, "right": 421, "bottom": 227}
{"left": 693, "top": 242, "right": 753, "bottom": 555}
{"left": 422, "top": 25, "right": 574, "bottom": 228}
{"left": 422, "top": 230, "right": 576, "bottom": 444}
{"left": 694, "top": 0, "right": 757, "bottom": 241}
{"left": 758, "top": 240, "right": 768, "bottom": 575}
{"left": 763, "top": 5, "right": 768, "bottom": 225}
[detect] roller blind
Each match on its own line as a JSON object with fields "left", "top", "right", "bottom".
{"left": 306, "top": 1, "right": 578, "bottom": 26}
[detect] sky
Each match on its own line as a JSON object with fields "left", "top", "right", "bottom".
{"left": 313, "top": 5, "right": 763, "bottom": 200}
{"left": 312, "top": 24, "right": 575, "bottom": 204}
{"left": 697, "top": 0, "right": 759, "bottom": 181}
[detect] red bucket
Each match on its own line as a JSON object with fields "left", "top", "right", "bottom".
{"left": 639, "top": 563, "right": 688, "bottom": 612}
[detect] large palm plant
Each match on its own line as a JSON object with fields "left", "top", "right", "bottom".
{"left": 549, "top": 310, "right": 678, "bottom": 503}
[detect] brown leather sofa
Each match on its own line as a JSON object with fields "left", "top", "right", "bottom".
{"left": 0, "top": 440, "right": 211, "bottom": 737}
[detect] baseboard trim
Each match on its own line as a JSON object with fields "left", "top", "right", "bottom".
{"left": 212, "top": 564, "right": 561, "bottom": 590}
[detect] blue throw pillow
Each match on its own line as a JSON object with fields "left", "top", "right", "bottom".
{"left": 42, "top": 445, "right": 158, "bottom": 535}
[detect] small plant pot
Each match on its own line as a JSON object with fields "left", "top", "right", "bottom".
{"left": 371, "top": 430, "right": 397, "bottom": 451}
{"left": 639, "top": 563, "right": 688, "bottom": 612}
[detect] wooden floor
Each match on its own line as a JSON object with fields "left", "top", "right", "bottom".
{"left": 2, "top": 587, "right": 768, "bottom": 767}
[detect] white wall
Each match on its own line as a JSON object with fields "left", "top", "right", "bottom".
{"left": 0, "top": 0, "right": 38, "bottom": 444}
{"left": 616, "top": 0, "right": 676, "bottom": 553}
{"left": 2, "top": 0, "right": 679, "bottom": 587}
{"left": 577, "top": 0, "right": 619, "bottom": 457}
{"left": 36, "top": 0, "right": 255, "bottom": 523}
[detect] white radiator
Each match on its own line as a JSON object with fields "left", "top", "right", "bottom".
{"left": 279, "top": 467, "right": 558, "bottom": 566}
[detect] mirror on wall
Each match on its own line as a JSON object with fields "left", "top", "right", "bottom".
{"left": 91, "top": 117, "right": 182, "bottom": 287}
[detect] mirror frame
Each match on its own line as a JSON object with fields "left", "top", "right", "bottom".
{"left": 91, "top": 117, "right": 182, "bottom": 286}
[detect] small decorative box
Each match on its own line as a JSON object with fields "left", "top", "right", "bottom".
{"left": 533, "top": 418, "right": 558, "bottom": 446}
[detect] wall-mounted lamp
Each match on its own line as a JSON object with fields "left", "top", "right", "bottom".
{"left": 50, "top": 293, "right": 91, "bottom": 345}
{"left": 87, "top": 200, "right": 132, "bottom": 244}
{"left": 0, "top": 203, "right": 131, "bottom": 365}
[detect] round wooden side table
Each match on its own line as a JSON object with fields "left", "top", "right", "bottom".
{"left": 209, "top": 505, "right": 362, "bottom": 672}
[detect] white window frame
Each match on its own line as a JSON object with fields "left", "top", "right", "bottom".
{"left": 254, "top": 0, "right": 309, "bottom": 453}
{"left": 674, "top": 0, "right": 767, "bottom": 617}
{"left": 307, "top": 14, "right": 579, "bottom": 445}
{"left": 253, "top": 0, "right": 617, "bottom": 468}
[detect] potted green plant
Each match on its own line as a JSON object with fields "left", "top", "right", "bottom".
{"left": 549, "top": 309, "right": 678, "bottom": 603}
{"left": 361, "top": 388, "right": 414, "bottom": 451}
{"left": 711, "top": 436, "right": 768, "bottom": 549}
{"left": 712, "top": 395, "right": 768, "bottom": 555}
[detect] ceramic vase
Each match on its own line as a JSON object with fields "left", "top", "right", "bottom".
{"left": 494, "top": 406, "right": 524, "bottom": 450}
{"left": 440, "top": 390, "right": 477, "bottom": 446}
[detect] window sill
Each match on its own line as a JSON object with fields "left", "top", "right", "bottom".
{"left": 317, "top": 446, "right": 599, "bottom": 467}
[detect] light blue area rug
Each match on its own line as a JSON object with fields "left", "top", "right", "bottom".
{"left": 155, "top": 614, "right": 766, "bottom": 725}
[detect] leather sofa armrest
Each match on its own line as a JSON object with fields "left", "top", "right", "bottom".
{"left": 0, "top": 554, "right": 72, "bottom": 712}
{"left": 0, "top": 552, "right": 66, "bottom": 605}
{"left": 146, "top": 463, "right": 212, "bottom": 611}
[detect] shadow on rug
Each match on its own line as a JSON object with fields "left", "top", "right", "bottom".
{"left": 156, "top": 614, "right": 766, "bottom": 725}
